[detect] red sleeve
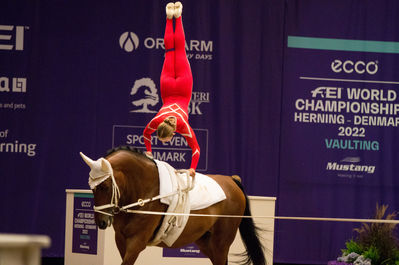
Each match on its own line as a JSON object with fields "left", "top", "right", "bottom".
{"left": 184, "top": 126, "right": 200, "bottom": 170}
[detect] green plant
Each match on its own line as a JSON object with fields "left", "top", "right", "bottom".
{"left": 342, "top": 239, "right": 363, "bottom": 256}
{"left": 362, "top": 245, "right": 380, "bottom": 264}
{"left": 340, "top": 204, "right": 399, "bottom": 265}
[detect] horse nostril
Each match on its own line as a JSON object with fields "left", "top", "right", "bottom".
{"left": 98, "top": 220, "right": 107, "bottom": 230}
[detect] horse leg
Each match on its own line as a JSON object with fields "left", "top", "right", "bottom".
{"left": 196, "top": 235, "right": 229, "bottom": 265}
{"left": 120, "top": 236, "right": 146, "bottom": 265}
{"left": 115, "top": 231, "right": 126, "bottom": 259}
{"left": 195, "top": 218, "right": 240, "bottom": 265}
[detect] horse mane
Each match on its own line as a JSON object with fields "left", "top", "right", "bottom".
{"left": 105, "top": 145, "right": 156, "bottom": 166}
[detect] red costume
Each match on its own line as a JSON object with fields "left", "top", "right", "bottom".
{"left": 143, "top": 17, "right": 200, "bottom": 170}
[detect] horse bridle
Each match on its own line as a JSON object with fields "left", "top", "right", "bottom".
{"left": 91, "top": 171, "right": 121, "bottom": 217}
{"left": 92, "top": 169, "right": 192, "bottom": 221}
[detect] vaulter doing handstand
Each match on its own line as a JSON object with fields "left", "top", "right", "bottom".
{"left": 143, "top": 2, "right": 200, "bottom": 177}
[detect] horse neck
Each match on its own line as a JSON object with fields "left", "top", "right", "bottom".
{"left": 114, "top": 153, "right": 160, "bottom": 206}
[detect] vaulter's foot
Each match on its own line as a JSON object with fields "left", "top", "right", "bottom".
{"left": 166, "top": 2, "right": 174, "bottom": 19}
{"left": 174, "top": 1, "right": 183, "bottom": 18}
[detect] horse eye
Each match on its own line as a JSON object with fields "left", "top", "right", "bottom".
{"left": 98, "top": 184, "right": 108, "bottom": 191}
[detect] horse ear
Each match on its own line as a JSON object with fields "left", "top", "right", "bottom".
{"left": 100, "top": 158, "right": 113, "bottom": 174}
{"left": 80, "top": 152, "right": 95, "bottom": 168}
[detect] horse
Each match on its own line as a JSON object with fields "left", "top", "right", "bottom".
{"left": 80, "top": 146, "right": 266, "bottom": 265}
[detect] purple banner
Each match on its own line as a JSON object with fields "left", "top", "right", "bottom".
{"left": 275, "top": 1, "right": 399, "bottom": 264}
{"left": 72, "top": 193, "right": 97, "bottom": 255}
{"left": 5, "top": 1, "right": 399, "bottom": 264}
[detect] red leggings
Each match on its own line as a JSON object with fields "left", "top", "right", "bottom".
{"left": 160, "top": 17, "right": 193, "bottom": 110}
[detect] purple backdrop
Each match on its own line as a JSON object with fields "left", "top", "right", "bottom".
{"left": 1, "top": 0, "right": 398, "bottom": 264}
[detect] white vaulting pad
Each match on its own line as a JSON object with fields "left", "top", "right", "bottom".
{"left": 154, "top": 159, "right": 226, "bottom": 210}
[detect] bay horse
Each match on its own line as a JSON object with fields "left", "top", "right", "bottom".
{"left": 80, "top": 146, "right": 266, "bottom": 265}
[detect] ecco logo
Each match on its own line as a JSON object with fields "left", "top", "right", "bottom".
{"left": 0, "top": 77, "right": 27, "bottom": 92}
{"left": 331, "top": 59, "right": 378, "bottom": 75}
{"left": 119, "top": 32, "right": 139, "bottom": 52}
{"left": 81, "top": 201, "right": 91, "bottom": 208}
{"left": 0, "top": 25, "right": 27, "bottom": 51}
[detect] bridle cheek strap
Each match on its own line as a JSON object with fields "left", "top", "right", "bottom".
{"left": 92, "top": 169, "right": 121, "bottom": 220}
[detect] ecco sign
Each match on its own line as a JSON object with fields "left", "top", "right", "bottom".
{"left": 331, "top": 59, "right": 378, "bottom": 75}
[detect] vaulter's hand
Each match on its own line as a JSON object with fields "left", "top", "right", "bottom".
{"left": 145, "top": 151, "right": 153, "bottom": 159}
{"left": 188, "top": 168, "right": 196, "bottom": 177}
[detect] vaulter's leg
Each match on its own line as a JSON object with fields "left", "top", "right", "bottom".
{"left": 173, "top": 2, "right": 193, "bottom": 102}
{"left": 160, "top": 3, "right": 176, "bottom": 95}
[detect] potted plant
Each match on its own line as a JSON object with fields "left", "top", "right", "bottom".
{"left": 329, "top": 204, "right": 399, "bottom": 265}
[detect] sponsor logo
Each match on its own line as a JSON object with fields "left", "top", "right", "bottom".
{"left": 311, "top": 86, "right": 342, "bottom": 99}
{"left": 129, "top": 77, "right": 210, "bottom": 115}
{"left": 0, "top": 77, "right": 27, "bottom": 92}
{"left": 0, "top": 129, "right": 36, "bottom": 156}
{"left": 79, "top": 244, "right": 90, "bottom": 250}
{"left": 0, "top": 140, "right": 36, "bottom": 156}
{"left": 180, "top": 246, "right": 201, "bottom": 254}
{"left": 189, "top": 91, "right": 210, "bottom": 115}
{"left": 163, "top": 243, "right": 206, "bottom": 258}
{"left": 119, "top": 32, "right": 139, "bottom": 52}
{"left": 130, "top": 77, "right": 159, "bottom": 113}
{"left": 119, "top": 31, "right": 213, "bottom": 60}
{"left": 0, "top": 25, "right": 27, "bottom": 51}
{"left": 81, "top": 201, "right": 91, "bottom": 208}
{"left": 326, "top": 161, "right": 375, "bottom": 174}
{"left": 331, "top": 59, "right": 378, "bottom": 75}
{"left": 326, "top": 157, "right": 375, "bottom": 175}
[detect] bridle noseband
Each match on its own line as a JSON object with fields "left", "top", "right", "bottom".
{"left": 92, "top": 171, "right": 121, "bottom": 218}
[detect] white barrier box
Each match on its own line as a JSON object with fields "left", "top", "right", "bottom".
{"left": 0, "top": 233, "right": 51, "bottom": 265}
{"left": 65, "top": 189, "right": 275, "bottom": 265}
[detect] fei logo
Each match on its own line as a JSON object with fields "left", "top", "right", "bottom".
{"left": 331, "top": 59, "right": 378, "bottom": 75}
{"left": 119, "top": 32, "right": 139, "bottom": 52}
{"left": 0, "top": 25, "right": 27, "bottom": 51}
{"left": 130, "top": 77, "right": 159, "bottom": 113}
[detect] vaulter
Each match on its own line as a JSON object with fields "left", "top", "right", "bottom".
{"left": 143, "top": 2, "right": 200, "bottom": 177}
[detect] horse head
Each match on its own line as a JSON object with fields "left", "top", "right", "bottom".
{"left": 80, "top": 152, "right": 120, "bottom": 229}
